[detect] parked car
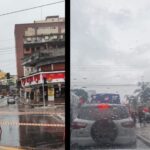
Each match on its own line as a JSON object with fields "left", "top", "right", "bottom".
{"left": 0, "top": 95, "right": 4, "bottom": 99}
{"left": 71, "top": 103, "right": 136, "bottom": 147}
{"left": 140, "top": 107, "right": 150, "bottom": 123}
{"left": 7, "top": 96, "right": 15, "bottom": 104}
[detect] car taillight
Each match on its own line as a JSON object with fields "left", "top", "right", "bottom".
{"left": 121, "top": 121, "right": 134, "bottom": 128}
{"left": 71, "top": 122, "right": 87, "bottom": 129}
{"left": 97, "top": 103, "right": 111, "bottom": 109}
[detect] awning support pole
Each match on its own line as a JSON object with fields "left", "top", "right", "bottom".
{"left": 42, "top": 81, "right": 46, "bottom": 107}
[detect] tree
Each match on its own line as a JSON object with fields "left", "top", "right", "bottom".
{"left": 6, "top": 73, "right": 10, "bottom": 79}
{"left": 134, "top": 82, "right": 150, "bottom": 105}
{"left": 125, "top": 95, "right": 138, "bottom": 112}
{"left": 72, "top": 89, "right": 88, "bottom": 102}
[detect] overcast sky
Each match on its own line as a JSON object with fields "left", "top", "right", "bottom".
{"left": 71, "top": 0, "right": 150, "bottom": 90}
{"left": 0, "top": 0, "right": 64, "bottom": 75}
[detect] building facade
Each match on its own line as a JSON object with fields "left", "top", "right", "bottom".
{"left": 15, "top": 16, "right": 65, "bottom": 104}
{"left": 15, "top": 16, "right": 65, "bottom": 78}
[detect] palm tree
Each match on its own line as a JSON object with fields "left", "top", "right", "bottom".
{"left": 125, "top": 95, "right": 138, "bottom": 112}
{"left": 134, "top": 82, "right": 150, "bottom": 105}
{"left": 72, "top": 89, "right": 88, "bottom": 102}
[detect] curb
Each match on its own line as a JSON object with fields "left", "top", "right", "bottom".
{"left": 19, "top": 100, "right": 65, "bottom": 107}
{"left": 0, "top": 146, "right": 24, "bottom": 150}
{"left": 19, "top": 101, "right": 64, "bottom": 110}
{"left": 136, "top": 134, "right": 150, "bottom": 146}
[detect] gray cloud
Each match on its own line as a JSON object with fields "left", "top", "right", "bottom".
{"left": 71, "top": 0, "right": 150, "bottom": 87}
{"left": 0, "top": 0, "right": 64, "bottom": 75}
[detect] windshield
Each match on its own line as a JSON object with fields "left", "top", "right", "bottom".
{"left": 71, "top": 0, "right": 150, "bottom": 149}
{"left": 91, "top": 93, "right": 120, "bottom": 104}
{"left": 78, "top": 106, "right": 129, "bottom": 120}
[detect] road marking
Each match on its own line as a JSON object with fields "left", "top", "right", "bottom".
{"left": 0, "top": 146, "right": 24, "bottom": 150}
{"left": 0, "top": 111, "right": 64, "bottom": 115}
{"left": 0, "top": 121, "right": 65, "bottom": 127}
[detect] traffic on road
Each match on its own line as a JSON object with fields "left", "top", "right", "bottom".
{"left": 71, "top": 91, "right": 150, "bottom": 149}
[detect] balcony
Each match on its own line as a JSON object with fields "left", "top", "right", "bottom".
{"left": 22, "top": 48, "right": 65, "bottom": 66}
{"left": 23, "top": 34, "right": 65, "bottom": 45}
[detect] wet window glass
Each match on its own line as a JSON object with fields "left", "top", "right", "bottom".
{"left": 78, "top": 106, "right": 129, "bottom": 120}
{"left": 71, "top": 0, "right": 150, "bottom": 149}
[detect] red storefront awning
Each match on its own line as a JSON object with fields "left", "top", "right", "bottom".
{"left": 42, "top": 73, "right": 65, "bottom": 81}
{"left": 20, "top": 71, "right": 65, "bottom": 87}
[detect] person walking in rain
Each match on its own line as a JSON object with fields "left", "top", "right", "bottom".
{"left": 138, "top": 109, "right": 146, "bottom": 127}
{"left": 131, "top": 112, "right": 136, "bottom": 127}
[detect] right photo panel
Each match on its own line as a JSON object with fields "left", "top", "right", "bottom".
{"left": 71, "top": 0, "right": 150, "bottom": 149}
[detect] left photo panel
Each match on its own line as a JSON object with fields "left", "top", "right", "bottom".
{"left": 0, "top": 0, "right": 65, "bottom": 149}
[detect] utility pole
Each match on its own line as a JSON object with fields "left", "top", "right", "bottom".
{"left": 42, "top": 77, "right": 47, "bottom": 107}
{"left": 42, "top": 81, "right": 45, "bottom": 107}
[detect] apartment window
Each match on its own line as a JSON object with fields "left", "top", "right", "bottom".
{"left": 31, "top": 47, "right": 35, "bottom": 52}
{"left": 36, "top": 47, "right": 40, "bottom": 50}
{"left": 45, "top": 36, "right": 49, "bottom": 40}
{"left": 25, "top": 47, "right": 30, "bottom": 51}
{"left": 44, "top": 45, "right": 47, "bottom": 49}
{"left": 26, "top": 37, "right": 31, "bottom": 42}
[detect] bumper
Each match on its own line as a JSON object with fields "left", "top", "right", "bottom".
{"left": 7, "top": 101, "right": 15, "bottom": 104}
{"left": 71, "top": 135, "right": 136, "bottom": 146}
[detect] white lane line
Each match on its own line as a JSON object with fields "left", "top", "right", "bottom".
{"left": 0, "top": 121, "right": 65, "bottom": 127}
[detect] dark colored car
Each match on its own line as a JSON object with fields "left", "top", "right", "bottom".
{"left": 71, "top": 103, "right": 136, "bottom": 147}
{"left": 7, "top": 96, "right": 15, "bottom": 104}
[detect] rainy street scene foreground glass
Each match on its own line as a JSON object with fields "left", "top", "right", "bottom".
{"left": 71, "top": 0, "right": 150, "bottom": 149}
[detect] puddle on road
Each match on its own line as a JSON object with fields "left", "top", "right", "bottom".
{"left": 0, "top": 113, "right": 65, "bottom": 149}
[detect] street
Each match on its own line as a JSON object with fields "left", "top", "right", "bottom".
{"left": 0, "top": 97, "right": 65, "bottom": 149}
{"left": 71, "top": 138, "right": 150, "bottom": 149}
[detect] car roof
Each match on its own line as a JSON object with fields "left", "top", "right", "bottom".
{"left": 93, "top": 93, "right": 119, "bottom": 95}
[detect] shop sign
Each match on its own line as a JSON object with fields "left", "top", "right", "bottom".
{"left": 48, "top": 87, "right": 54, "bottom": 101}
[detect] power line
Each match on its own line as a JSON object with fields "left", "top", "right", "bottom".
{"left": 0, "top": 52, "right": 15, "bottom": 55}
{"left": 0, "top": 1, "right": 64, "bottom": 17}
{"left": 72, "top": 65, "right": 137, "bottom": 67}
{"left": 0, "top": 50, "right": 15, "bottom": 53}
{"left": 71, "top": 84, "right": 138, "bottom": 87}
{"left": 0, "top": 39, "right": 13, "bottom": 42}
{"left": 0, "top": 47, "right": 15, "bottom": 50}
{"left": 0, "top": 50, "right": 15, "bottom": 54}
{"left": 0, "top": 59, "right": 15, "bottom": 62}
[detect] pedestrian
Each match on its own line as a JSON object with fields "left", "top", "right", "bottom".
{"left": 131, "top": 112, "right": 136, "bottom": 126}
{"left": 138, "top": 110, "right": 146, "bottom": 127}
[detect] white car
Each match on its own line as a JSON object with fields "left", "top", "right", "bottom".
{"left": 71, "top": 103, "right": 136, "bottom": 147}
{"left": 7, "top": 96, "right": 15, "bottom": 104}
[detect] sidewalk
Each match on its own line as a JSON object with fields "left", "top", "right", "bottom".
{"left": 19, "top": 98, "right": 65, "bottom": 114}
{"left": 136, "top": 123, "right": 150, "bottom": 146}
{"left": 19, "top": 97, "right": 64, "bottom": 108}
{"left": 0, "top": 97, "right": 8, "bottom": 107}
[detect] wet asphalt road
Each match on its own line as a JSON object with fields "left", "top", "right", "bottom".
{"left": 71, "top": 138, "right": 150, "bottom": 149}
{"left": 0, "top": 99, "right": 65, "bottom": 149}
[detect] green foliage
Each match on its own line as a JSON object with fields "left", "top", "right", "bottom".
{"left": 134, "top": 82, "right": 150, "bottom": 104}
{"left": 125, "top": 95, "right": 137, "bottom": 110}
{"left": 72, "top": 89, "right": 88, "bottom": 101}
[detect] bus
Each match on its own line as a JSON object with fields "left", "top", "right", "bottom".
{"left": 91, "top": 93, "right": 120, "bottom": 104}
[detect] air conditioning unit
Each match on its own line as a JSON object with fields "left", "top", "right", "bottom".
{"left": 27, "top": 37, "right": 31, "bottom": 42}
{"left": 45, "top": 36, "right": 49, "bottom": 40}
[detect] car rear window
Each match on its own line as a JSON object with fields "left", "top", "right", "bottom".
{"left": 78, "top": 105, "right": 129, "bottom": 120}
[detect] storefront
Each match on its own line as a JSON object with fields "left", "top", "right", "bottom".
{"left": 20, "top": 71, "right": 65, "bottom": 104}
